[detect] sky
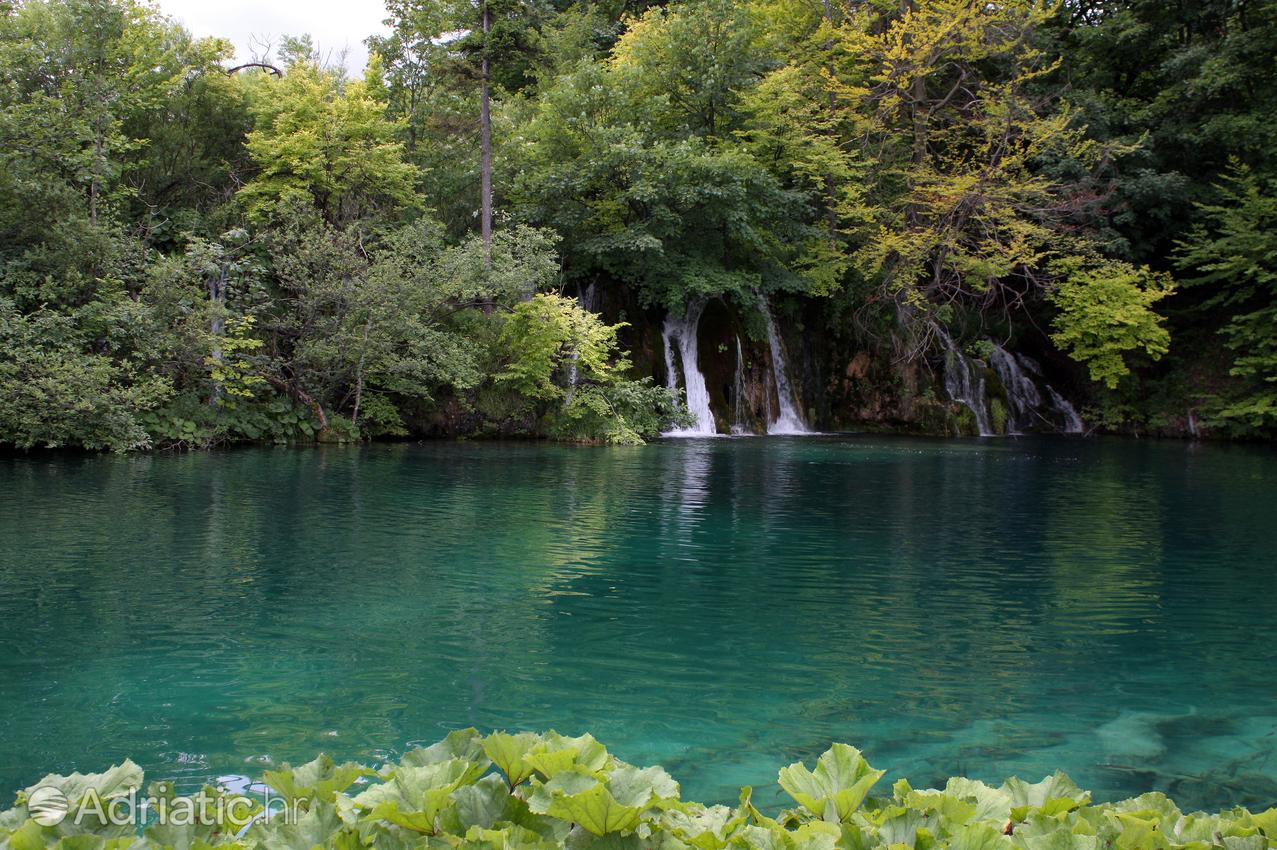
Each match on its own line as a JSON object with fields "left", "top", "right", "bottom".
{"left": 155, "top": 0, "right": 392, "bottom": 74}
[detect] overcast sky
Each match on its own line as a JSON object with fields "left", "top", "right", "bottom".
{"left": 156, "top": 0, "right": 392, "bottom": 74}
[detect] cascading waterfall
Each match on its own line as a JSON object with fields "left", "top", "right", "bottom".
{"left": 944, "top": 336, "right": 1084, "bottom": 435}
{"left": 731, "top": 335, "right": 750, "bottom": 435}
{"left": 997, "top": 345, "right": 1084, "bottom": 434}
{"left": 939, "top": 330, "right": 994, "bottom": 436}
{"left": 661, "top": 301, "right": 716, "bottom": 436}
{"left": 759, "top": 295, "right": 810, "bottom": 434}
{"left": 1044, "top": 384, "right": 1085, "bottom": 434}
{"left": 988, "top": 344, "right": 1043, "bottom": 434}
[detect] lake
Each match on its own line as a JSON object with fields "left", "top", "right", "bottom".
{"left": 2, "top": 436, "right": 1275, "bottom": 810}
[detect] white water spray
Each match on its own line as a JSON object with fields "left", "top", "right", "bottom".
{"left": 996, "top": 345, "right": 1084, "bottom": 434}
{"left": 939, "top": 330, "right": 994, "bottom": 436}
{"left": 988, "top": 344, "right": 1043, "bottom": 434}
{"left": 731, "top": 334, "right": 750, "bottom": 435}
{"left": 759, "top": 295, "right": 810, "bottom": 434}
{"left": 662, "top": 301, "right": 717, "bottom": 436}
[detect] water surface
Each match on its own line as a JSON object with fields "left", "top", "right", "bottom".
{"left": 2, "top": 437, "right": 1275, "bottom": 810}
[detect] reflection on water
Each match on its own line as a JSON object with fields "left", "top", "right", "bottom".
{"left": 2, "top": 437, "right": 1276, "bottom": 810}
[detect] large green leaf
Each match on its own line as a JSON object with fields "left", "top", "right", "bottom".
{"left": 548, "top": 785, "right": 643, "bottom": 837}
{"left": 944, "top": 778, "right": 1014, "bottom": 824}
{"left": 250, "top": 801, "right": 347, "bottom": 850}
{"left": 1002, "top": 775, "right": 1089, "bottom": 821}
{"left": 404, "top": 729, "right": 491, "bottom": 770}
{"left": 950, "top": 822, "right": 1013, "bottom": 850}
{"left": 20, "top": 761, "right": 143, "bottom": 811}
{"left": 605, "top": 766, "right": 678, "bottom": 809}
{"left": 656, "top": 803, "right": 740, "bottom": 850}
{"left": 523, "top": 734, "right": 611, "bottom": 781}
{"left": 453, "top": 775, "right": 515, "bottom": 830}
{"left": 484, "top": 734, "right": 543, "bottom": 788}
{"left": 777, "top": 746, "right": 884, "bottom": 821}
{"left": 350, "top": 759, "right": 484, "bottom": 833}
{"left": 262, "top": 756, "right": 371, "bottom": 805}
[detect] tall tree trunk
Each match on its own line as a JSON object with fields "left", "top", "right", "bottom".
{"left": 480, "top": 0, "right": 493, "bottom": 270}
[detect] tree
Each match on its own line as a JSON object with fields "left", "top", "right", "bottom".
{"left": 238, "top": 60, "right": 421, "bottom": 230}
{"left": 372, "top": 0, "right": 549, "bottom": 260}
{"left": 1176, "top": 162, "right": 1277, "bottom": 430}
{"left": 846, "top": 1, "right": 1104, "bottom": 342}
{"left": 1047, "top": 256, "right": 1174, "bottom": 389}
{"left": 610, "top": 0, "right": 767, "bottom": 140}
{"left": 260, "top": 211, "right": 559, "bottom": 436}
{"left": 0, "top": 298, "right": 171, "bottom": 450}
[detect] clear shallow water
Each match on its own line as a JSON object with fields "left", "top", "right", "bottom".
{"left": 2, "top": 436, "right": 1276, "bottom": 811}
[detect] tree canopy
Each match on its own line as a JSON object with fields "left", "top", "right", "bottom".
{"left": 1, "top": 0, "right": 1275, "bottom": 446}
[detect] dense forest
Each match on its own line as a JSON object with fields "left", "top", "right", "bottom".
{"left": 1, "top": 0, "right": 1275, "bottom": 449}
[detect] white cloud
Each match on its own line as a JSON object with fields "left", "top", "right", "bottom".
{"left": 155, "top": 0, "right": 392, "bottom": 74}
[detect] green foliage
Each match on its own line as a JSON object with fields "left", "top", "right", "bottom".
{"left": 5, "top": 0, "right": 1277, "bottom": 445}
{"left": 498, "top": 294, "right": 627, "bottom": 400}
{"left": 4, "top": 732, "right": 1277, "bottom": 850}
{"left": 512, "top": 58, "right": 814, "bottom": 310}
{"left": 1175, "top": 162, "right": 1277, "bottom": 431}
{"left": 207, "top": 316, "right": 266, "bottom": 401}
{"left": 610, "top": 0, "right": 767, "bottom": 139}
{"left": 0, "top": 298, "right": 171, "bottom": 450}
{"left": 496, "top": 294, "right": 690, "bottom": 444}
{"left": 238, "top": 61, "right": 421, "bottom": 228}
{"left": 1047, "top": 258, "right": 1174, "bottom": 389}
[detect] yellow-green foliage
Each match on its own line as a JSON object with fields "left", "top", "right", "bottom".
{"left": 1048, "top": 258, "right": 1174, "bottom": 389}
{"left": 5, "top": 731, "right": 1277, "bottom": 850}
{"left": 239, "top": 62, "right": 421, "bottom": 228}
{"left": 497, "top": 294, "right": 629, "bottom": 401}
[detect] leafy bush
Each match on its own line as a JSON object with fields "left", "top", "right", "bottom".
{"left": 497, "top": 294, "right": 691, "bottom": 443}
{"left": 4, "top": 730, "right": 1276, "bottom": 850}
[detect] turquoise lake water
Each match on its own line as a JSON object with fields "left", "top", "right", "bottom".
{"left": 2, "top": 436, "right": 1276, "bottom": 810}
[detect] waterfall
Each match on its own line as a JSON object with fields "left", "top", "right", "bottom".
{"left": 661, "top": 301, "right": 716, "bottom": 436}
{"left": 759, "top": 295, "right": 810, "bottom": 434}
{"left": 939, "top": 331, "right": 994, "bottom": 436}
{"left": 988, "top": 345, "right": 1043, "bottom": 434}
{"left": 566, "top": 283, "right": 599, "bottom": 392}
{"left": 974, "top": 340, "right": 1085, "bottom": 434}
{"left": 1045, "top": 384, "right": 1085, "bottom": 434}
{"left": 1000, "top": 346, "right": 1084, "bottom": 434}
{"left": 731, "top": 335, "right": 750, "bottom": 435}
